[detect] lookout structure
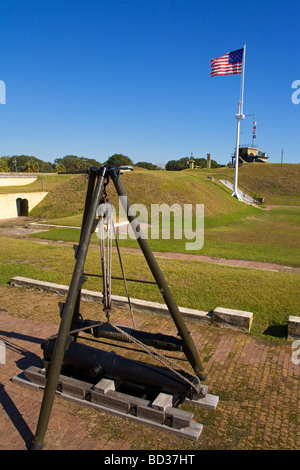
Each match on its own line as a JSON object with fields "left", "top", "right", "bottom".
{"left": 231, "top": 146, "right": 269, "bottom": 166}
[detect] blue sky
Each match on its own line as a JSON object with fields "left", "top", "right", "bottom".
{"left": 0, "top": 0, "right": 299, "bottom": 166}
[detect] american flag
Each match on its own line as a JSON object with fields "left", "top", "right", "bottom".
{"left": 211, "top": 49, "right": 243, "bottom": 77}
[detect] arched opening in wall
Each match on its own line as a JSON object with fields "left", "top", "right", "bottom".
{"left": 21, "top": 198, "right": 29, "bottom": 216}
{"left": 16, "top": 198, "right": 29, "bottom": 216}
{"left": 16, "top": 198, "right": 22, "bottom": 216}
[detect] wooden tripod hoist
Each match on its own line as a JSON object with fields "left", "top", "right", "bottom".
{"left": 29, "top": 166, "right": 208, "bottom": 449}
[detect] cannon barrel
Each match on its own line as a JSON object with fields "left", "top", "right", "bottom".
{"left": 42, "top": 339, "right": 204, "bottom": 399}
{"left": 76, "top": 319, "right": 183, "bottom": 351}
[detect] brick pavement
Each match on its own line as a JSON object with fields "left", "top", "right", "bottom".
{"left": 0, "top": 284, "right": 299, "bottom": 450}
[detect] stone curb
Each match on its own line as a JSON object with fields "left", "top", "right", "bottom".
{"left": 10, "top": 276, "right": 254, "bottom": 332}
{"left": 287, "top": 315, "right": 300, "bottom": 340}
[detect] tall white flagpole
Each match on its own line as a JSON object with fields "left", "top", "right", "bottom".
{"left": 232, "top": 43, "right": 246, "bottom": 200}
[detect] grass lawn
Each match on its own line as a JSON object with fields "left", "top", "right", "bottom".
{"left": 1, "top": 236, "right": 299, "bottom": 338}
{"left": 29, "top": 203, "right": 300, "bottom": 267}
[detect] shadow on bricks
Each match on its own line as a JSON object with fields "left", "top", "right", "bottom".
{"left": 0, "top": 383, "right": 34, "bottom": 448}
{"left": 0, "top": 329, "right": 44, "bottom": 370}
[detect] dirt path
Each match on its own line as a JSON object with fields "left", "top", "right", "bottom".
{"left": 264, "top": 205, "right": 300, "bottom": 211}
{"left": 120, "top": 247, "right": 300, "bottom": 274}
{"left": 1, "top": 217, "right": 299, "bottom": 274}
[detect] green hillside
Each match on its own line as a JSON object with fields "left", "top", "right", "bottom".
{"left": 27, "top": 163, "right": 300, "bottom": 220}
{"left": 108, "top": 168, "right": 245, "bottom": 217}
{"left": 28, "top": 167, "right": 248, "bottom": 219}
{"left": 206, "top": 163, "right": 300, "bottom": 205}
{"left": 29, "top": 173, "right": 89, "bottom": 218}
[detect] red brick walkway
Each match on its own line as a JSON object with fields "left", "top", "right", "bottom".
{"left": 0, "top": 310, "right": 132, "bottom": 451}
{"left": 0, "top": 285, "right": 299, "bottom": 450}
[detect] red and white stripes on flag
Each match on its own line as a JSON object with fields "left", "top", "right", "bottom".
{"left": 210, "top": 49, "right": 243, "bottom": 77}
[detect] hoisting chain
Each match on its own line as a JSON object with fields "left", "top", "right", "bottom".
{"left": 44, "top": 177, "right": 201, "bottom": 396}
{"left": 98, "top": 178, "right": 112, "bottom": 322}
{"left": 99, "top": 209, "right": 112, "bottom": 321}
{"left": 44, "top": 320, "right": 201, "bottom": 395}
{"left": 111, "top": 221, "right": 136, "bottom": 329}
{"left": 98, "top": 179, "right": 136, "bottom": 329}
{"left": 109, "top": 322, "right": 201, "bottom": 395}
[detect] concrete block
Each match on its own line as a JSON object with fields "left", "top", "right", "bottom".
{"left": 288, "top": 315, "right": 300, "bottom": 340}
{"left": 188, "top": 393, "right": 219, "bottom": 411}
{"left": 212, "top": 306, "right": 253, "bottom": 332}
{"left": 94, "top": 378, "right": 121, "bottom": 394}
{"left": 152, "top": 393, "right": 173, "bottom": 411}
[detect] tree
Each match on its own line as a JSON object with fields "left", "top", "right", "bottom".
{"left": 39, "top": 161, "right": 54, "bottom": 172}
{"left": 194, "top": 158, "right": 207, "bottom": 168}
{"left": 210, "top": 159, "right": 222, "bottom": 168}
{"left": 53, "top": 155, "right": 82, "bottom": 172}
{"left": 194, "top": 157, "right": 221, "bottom": 168}
{"left": 0, "top": 157, "right": 10, "bottom": 172}
{"left": 6, "top": 155, "right": 53, "bottom": 172}
{"left": 135, "top": 161, "right": 160, "bottom": 170}
{"left": 24, "top": 158, "right": 39, "bottom": 173}
{"left": 54, "top": 163, "right": 66, "bottom": 173}
{"left": 105, "top": 154, "right": 133, "bottom": 167}
{"left": 166, "top": 156, "right": 222, "bottom": 170}
{"left": 53, "top": 155, "right": 102, "bottom": 172}
{"left": 165, "top": 158, "right": 188, "bottom": 171}
{"left": 80, "top": 158, "right": 103, "bottom": 170}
